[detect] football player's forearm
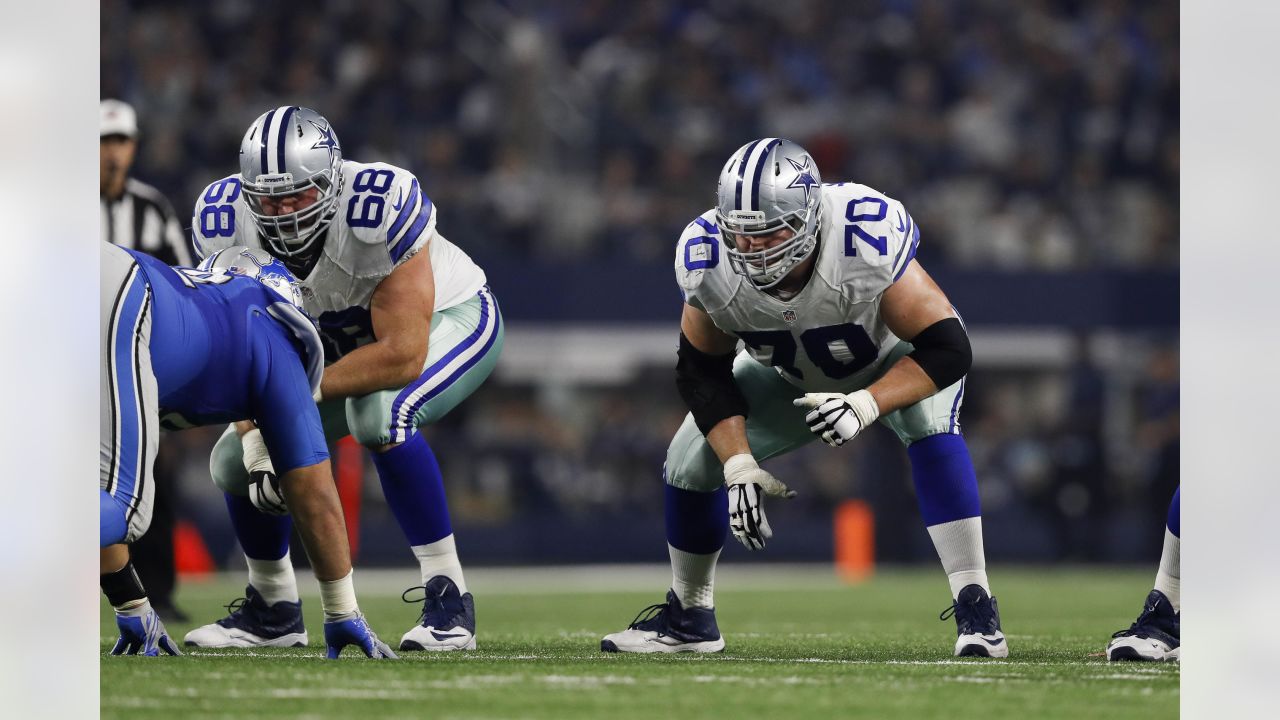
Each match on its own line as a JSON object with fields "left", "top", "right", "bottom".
{"left": 319, "top": 339, "right": 426, "bottom": 399}
{"left": 279, "top": 463, "right": 352, "bottom": 582}
{"left": 867, "top": 357, "right": 938, "bottom": 415}
{"left": 706, "top": 416, "right": 752, "bottom": 464}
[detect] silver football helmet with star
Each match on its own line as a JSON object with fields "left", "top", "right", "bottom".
{"left": 239, "top": 106, "right": 344, "bottom": 259}
{"left": 715, "top": 138, "right": 823, "bottom": 289}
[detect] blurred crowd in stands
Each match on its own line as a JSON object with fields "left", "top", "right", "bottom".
{"left": 105, "top": 0, "right": 1178, "bottom": 565}
{"left": 103, "top": 0, "right": 1177, "bottom": 270}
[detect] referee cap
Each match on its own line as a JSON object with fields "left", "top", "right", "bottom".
{"left": 100, "top": 99, "right": 138, "bottom": 138}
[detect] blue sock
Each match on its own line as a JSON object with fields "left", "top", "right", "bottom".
{"left": 908, "top": 433, "right": 981, "bottom": 526}
{"left": 371, "top": 432, "right": 452, "bottom": 546}
{"left": 665, "top": 483, "right": 728, "bottom": 554}
{"left": 225, "top": 492, "right": 292, "bottom": 560}
{"left": 1166, "top": 486, "right": 1180, "bottom": 538}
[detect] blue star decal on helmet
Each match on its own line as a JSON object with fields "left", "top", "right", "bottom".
{"left": 786, "top": 156, "right": 820, "bottom": 205}
{"left": 309, "top": 120, "right": 340, "bottom": 160}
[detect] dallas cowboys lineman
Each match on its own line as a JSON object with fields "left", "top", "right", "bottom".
{"left": 101, "top": 242, "right": 394, "bottom": 658}
{"left": 185, "top": 107, "right": 502, "bottom": 652}
{"left": 601, "top": 139, "right": 1007, "bottom": 658}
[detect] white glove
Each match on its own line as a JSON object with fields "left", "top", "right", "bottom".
{"left": 793, "top": 389, "right": 880, "bottom": 448}
{"left": 723, "top": 454, "right": 796, "bottom": 551}
{"left": 242, "top": 427, "right": 288, "bottom": 515}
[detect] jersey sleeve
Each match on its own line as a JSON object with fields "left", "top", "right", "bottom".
{"left": 347, "top": 164, "right": 437, "bottom": 268}
{"left": 190, "top": 176, "right": 252, "bottom": 261}
{"left": 825, "top": 186, "right": 921, "bottom": 300}
{"left": 673, "top": 212, "right": 722, "bottom": 313}
{"left": 248, "top": 313, "right": 329, "bottom": 475}
{"left": 885, "top": 198, "right": 921, "bottom": 283}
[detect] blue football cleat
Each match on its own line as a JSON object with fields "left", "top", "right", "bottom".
{"left": 324, "top": 614, "right": 398, "bottom": 659}
{"left": 1107, "top": 589, "right": 1180, "bottom": 662}
{"left": 600, "top": 589, "right": 725, "bottom": 653}
{"left": 111, "top": 606, "right": 182, "bottom": 657}
{"left": 399, "top": 575, "right": 477, "bottom": 651}
{"left": 183, "top": 585, "right": 308, "bottom": 648}
{"left": 940, "top": 584, "right": 1008, "bottom": 658}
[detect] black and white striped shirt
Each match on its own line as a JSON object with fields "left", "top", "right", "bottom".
{"left": 101, "top": 178, "right": 193, "bottom": 267}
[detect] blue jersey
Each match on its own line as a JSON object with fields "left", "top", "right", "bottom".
{"left": 126, "top": 249, "right": 327, "bottom": 473}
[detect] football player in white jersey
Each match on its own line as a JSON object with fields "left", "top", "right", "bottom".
{"left": 185, "top": 107, "right": 503, "bottom": 652}
{"left": 601, "top": 139, "right": 1007, "bottom": 658}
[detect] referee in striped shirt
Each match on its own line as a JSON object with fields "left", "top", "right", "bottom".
{"left": 101, "top": 99, "right": 192, "bottom": 266}
{"left": 101, "top": 98, "right": 190, "bottom": 621}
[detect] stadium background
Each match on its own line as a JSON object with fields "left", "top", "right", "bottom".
{"left": 100, "top": 0, "right": 1178, "bottom": 571}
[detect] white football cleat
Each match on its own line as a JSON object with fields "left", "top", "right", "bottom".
{"left": 1107, "top": 590, "right": 1180, "bottom": 662}
{"left": 183, "top": 586, "right": 308, "bottom": 648}
{"left": 398, "top": 576, "right": 477, "bottom": 651}
{"left": 601, "top": 590, "right": 725, "bottom": 654}
{"left": 941, "top": 584, "right": 1009, "bottom": 658}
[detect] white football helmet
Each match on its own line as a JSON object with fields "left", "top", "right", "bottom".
{"left": 715, "top": 138, "right": 823, "bottom": 289}
{"left": 239, "top": 106, "right": 344, "bottom": 259}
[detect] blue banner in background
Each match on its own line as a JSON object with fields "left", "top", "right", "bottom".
{"left": 477, "top": 257, "right": 1178, "bottom": 329}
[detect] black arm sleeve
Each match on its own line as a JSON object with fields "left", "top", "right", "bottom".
{"left": 676, "top": 332, "right": 749, "bottom": 436}
{"left": 906, "top": 317, "right": 972, "bottom": 390}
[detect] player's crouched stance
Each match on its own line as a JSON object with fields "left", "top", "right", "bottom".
{"left": 601, "top": 139, "right": 1006, "bottom": 658}
{"left": 99, "top": 242, "right": 394, "bottom": 659}
{"left": 184, "top": 107, "right": 499, "bottom": 653}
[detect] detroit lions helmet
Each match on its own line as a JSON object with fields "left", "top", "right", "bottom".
{"left": 239, "top": 106, "right": 344, "bottom": 259}
{"left": 199, "top": 246, "right": 306, "bottom": 309}
{"left": 715, "top": 139, "right": 823, "bottom": 289}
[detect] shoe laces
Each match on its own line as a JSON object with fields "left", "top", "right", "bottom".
{"left": 628, "top": 602, "right": 669, "bottom": 631}
{"left": 939, "top": 594, "right": 996, "bottom": 635}
{"left": 223, "top": 596, "right": 249, "bottom": 618}
{"left": 1112, "top": 601, "right": 1172, "bottom": 639}
{"left": 401, "top": 585, "right": 452, "bottom": 626}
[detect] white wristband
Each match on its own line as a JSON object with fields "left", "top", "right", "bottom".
{"left": 846, "top": 389, "right": 881, "bottom": 427}
{"left": 313, "top": 385, "right": 324, "bottom": 403}
{"left": 241, "top": 427, "right": 275, "bottom": 475}
{"left": 319, "top": 568, "right": 359, "bottom": 620}
{"left": 723, "top": 453, "right": 759, "bottom": 485}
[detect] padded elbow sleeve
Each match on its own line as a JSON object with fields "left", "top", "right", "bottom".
{"left": 675, "top": 333, "right": 749, "bottom": 436}
{"left": 907, "top": 317, "right": 972, "bottom": 390}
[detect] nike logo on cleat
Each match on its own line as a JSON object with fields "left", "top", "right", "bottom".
{"left": 430, "top": 630, "right": 468, "bottom": 641}
{"left": 979, "top": 637, "right": 1005, "bottom": 646}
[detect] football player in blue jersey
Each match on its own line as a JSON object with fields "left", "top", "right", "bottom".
{"left": 601, "top": 139, "right": 1007, "bottom": 657}
{"left": 1106, "top": 487, "right": 1180, "bottom": 661}
{"left": 186, "top": 107, "right": 501, "bottom": 651}
{"left": 100, "top": 242, "right": 395, "bottom": 659}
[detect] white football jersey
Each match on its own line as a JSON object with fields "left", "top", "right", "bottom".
{"left": 675, "top": 182, "right": 920, "bottom": 393}
{"left": 192, "top": 160, "right": 487, "bottom": 362}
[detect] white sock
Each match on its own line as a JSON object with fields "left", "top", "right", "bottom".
{"left": 670, "top": 544, "right": 720, "bottom": 609}
{"left": 319, "top": 569, "right": 359, "bottom": 620}
{"left": 247, "top": 553, "right": 300, "bottom": 605}
{"left": 926, "top": 517, "right": 991, "bottom": 599}
{"left": 412, "top": 534, "right": 467, "bottom": 593}
{"left": 1153, "top": 528, "right": 1180, "bottom": 612}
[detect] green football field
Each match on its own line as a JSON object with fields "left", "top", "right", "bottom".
{"left": 100, "top": 565, "right": 1178, "bottom": 719}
